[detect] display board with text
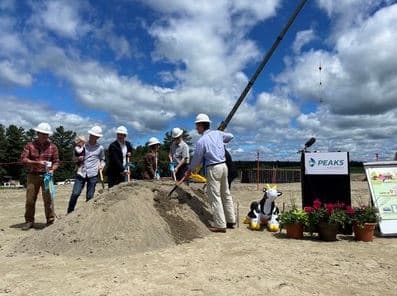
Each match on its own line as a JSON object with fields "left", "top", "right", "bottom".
{"left": 364, "top": 161, "right": 397, "bottom": 236}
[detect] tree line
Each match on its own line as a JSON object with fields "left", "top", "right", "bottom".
{"left": 0, "top": 124, "right": 193, "bottom": 183}
{"left": 0, "top": 123, "right": 364, "bottom": 184}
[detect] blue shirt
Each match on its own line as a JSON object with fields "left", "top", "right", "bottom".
{"left": 190, "top": 130, "right": 233, "bottom": 171}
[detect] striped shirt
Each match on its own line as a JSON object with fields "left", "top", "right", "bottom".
{"left": 77, "top": 142, "right": 105, "bottom": 178}
{"left": 20, "top": 140, "right": 59, "bottom": 174}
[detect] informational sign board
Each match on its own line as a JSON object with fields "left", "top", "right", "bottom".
{"left": 364, "top": 161, "right": 397, "bottom": 236}
{"left": 305, "top": 152, "right": 348, "bottom": 175}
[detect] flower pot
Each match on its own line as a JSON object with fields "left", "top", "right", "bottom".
{"left": 318, "top": 222, "right": 338, "bottom": 241}
{"left": 285, "top": 223, "right": 304, "bottom": 239}
{"left": 353, "top": 223, "right": 376, "bottom": 242}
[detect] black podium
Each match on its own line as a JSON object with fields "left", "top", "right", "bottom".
{"left": 301, "top": 152, "right": 351, "bottom": 208}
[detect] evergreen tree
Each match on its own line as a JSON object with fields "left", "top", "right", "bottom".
{"left": 0, "top": 125, "right": 7, "bottom": 180}
{"left": 162, "top": 129, "right": 192, "bottom": 152}
{"left": 50, "top": 126, "right": 76, "bottom": 182}
{"left": 6, "top": 125, "right": 26, "bottom": 181}
{"left": 25, "top": 128, "right": 36, "bottom": 142}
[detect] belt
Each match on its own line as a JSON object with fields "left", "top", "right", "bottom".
{"left": 206, "top": 161, "right": 225, "bottom": 168}
{"left": 29, "top": 172, "right": 45, "bottom": 176}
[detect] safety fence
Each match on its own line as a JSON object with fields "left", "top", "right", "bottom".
{"left": 240, "top": 168, "right": 301, "bottom": 183}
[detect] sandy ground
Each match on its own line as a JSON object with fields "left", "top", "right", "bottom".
{"left": 1, "top": 180, "right": 396, "bottom": 296}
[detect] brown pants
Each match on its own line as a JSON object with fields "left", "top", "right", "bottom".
{"left": 25, "top": 174, "right": 55, "bottom": 223}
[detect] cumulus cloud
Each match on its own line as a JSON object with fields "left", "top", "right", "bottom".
{"left": 0, "top": 96, "right": 115, "bottom": 144}
{"left": 33, "top": 0, "right": 90, "bottom": 39}
{"left": 277, "top": 4, "right": 397, "bottom": 115}
{"left": 292, "top": 29, "right": 315, "bottom": 54}
{"left": 0, "top": 60, "right": 32, "bottom": 86}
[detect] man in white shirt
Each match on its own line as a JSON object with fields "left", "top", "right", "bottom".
{"left": 185, "top": 114, "right": 236, "bottom": 233}
{"left": 67, "top": 126, "right": 105, "bottom": 213}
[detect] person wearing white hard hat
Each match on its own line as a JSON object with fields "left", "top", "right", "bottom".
{"left": 185, "top": 113, "right": 236, "bottom": 233}
{"left": 20, "top": 122, "right": 59, "bottom": 230}
{"left": 107, "top": 126, "right": 133, "bottom": 188}
{"left": 143, "top": 137, "right": 161, "bottom": 180}
{"left": 168, "top": 127, "right": 190, "bottom": 181}
{"left": 67, "top": 125, "right": 105, "bottom": 213}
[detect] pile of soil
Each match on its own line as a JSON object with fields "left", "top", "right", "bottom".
{"left": 15, "top": 181, "right": 211, "bottom": 257}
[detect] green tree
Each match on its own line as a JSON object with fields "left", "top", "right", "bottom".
{"left": 0, "top": 125, "right": 7, "bottom": 180}
{"left": 6, "top": 125, "right": 26, "bottom": 181}
{"left": 162, "top": 129, "right": 192, "bottom": 152}
{"left": 50, "top": 126, "right": 76, "bottom": 182}
{"left": 25, "top": 128, "right": 36, "bottom": 142}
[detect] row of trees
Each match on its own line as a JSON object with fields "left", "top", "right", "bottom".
{"left": 0, "top": 124, "right": 192, "bottom": 183}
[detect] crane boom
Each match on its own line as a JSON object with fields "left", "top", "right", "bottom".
{"left": 218, "top": 0, "right": 308, "bottom": 131}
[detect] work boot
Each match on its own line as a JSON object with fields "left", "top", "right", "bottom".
{"left": 46, "top": 219, "right": 55, "bottom": 227}
{"left": 21, "top": 222, "right": 33, "bottom": 231}
{"left": 226, "top": 223, "right": 236, "bottom": 229}
{"left": 208, "top": 227, "right": 226, "bottom": 233}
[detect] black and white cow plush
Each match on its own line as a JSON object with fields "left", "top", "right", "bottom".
{"left": 244, "top": 184, "right": 282, "bottom": 231}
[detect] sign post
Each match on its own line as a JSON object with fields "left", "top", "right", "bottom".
{"left": 364, "top": 161, "right": 397, "bottom": 236}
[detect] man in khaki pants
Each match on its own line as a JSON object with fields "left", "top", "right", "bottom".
{"left": 20, "top": 123, "right": 59, "bottom": 230}
{"left": 185, "top": 114, "right": 235, "bottom": 233}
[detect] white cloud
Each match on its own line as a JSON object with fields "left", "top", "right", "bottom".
{"left": 94, "top": 22, "right": 133, "bottom": 60}
{"left": 292, "top": 29, "right": 315, "bottom": 54}
{"left": 33, "top": 0, "right": 90, "bottom": 39}
{"left": 0, "top": 60, "right": 32, "bottom": 86}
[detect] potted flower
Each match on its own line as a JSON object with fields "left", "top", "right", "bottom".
{"left": 351, "top": 205, "right": 379, "bottom": 242}
{"left": 279, "top": 208, "right": 308, "bottom": 239}
{"left": 304, "top": 199, "right": 349, "bottom": 241}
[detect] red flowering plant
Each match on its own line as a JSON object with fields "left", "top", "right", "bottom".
{"left": 304, "top": 199, "right": 353, "bottom": 234}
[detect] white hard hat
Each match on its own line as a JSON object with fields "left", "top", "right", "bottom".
{"left": 116, "top": 125, "right": 128, "bottom": 135}
{"left": 34, "top": 122, "right": 52, "bottom": 135}
{"left": 195, "top": 113, "right": 211, "bottom": 123}
{"left": 147, "top": 137, "right": 160, "bottom": 146}
{"left": 171, "top": 127, "right": 183, "bottom": 138}
{"left": 88, "top": 125, "right": 103, "bottom": 137}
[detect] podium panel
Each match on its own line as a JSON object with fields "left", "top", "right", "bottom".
{"left": 301, "top": 152, "right": 351, "bottom": 208}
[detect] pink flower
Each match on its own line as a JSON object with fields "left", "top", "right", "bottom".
{"left": 325, "top": 203, "right": 334, "bottom": 214}
{"left": 346, "top": 206, "right": 355, "bottom": 215}
{"left": 313, "top": 199, "right": 321, "bottom": 209}
{"left": 304, "top": 206, "right": 313, "bottom": 213}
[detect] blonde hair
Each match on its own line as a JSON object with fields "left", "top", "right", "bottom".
{"left": 74, "top": 135, "right": 86, "bottom": 145}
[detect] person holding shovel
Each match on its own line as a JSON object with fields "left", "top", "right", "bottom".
{"left": 20, "top": 122, "right": 59, "bottom": 230}
{"left": 169, "top": 127, "right": 189, "bottom": 182}
{"left": 67, "top": 125, "right": 105, "bottom": 213}
{"left": 185, "top": 114, "right": 236, "bottom": 233}
{"left": 107, "top": 126, "right": 133, "bottom": 188}
{"left": 143, "top": 137, "right": 161, "bottom": 180}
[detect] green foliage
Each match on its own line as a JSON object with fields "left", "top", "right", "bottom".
{"left": 6, "top": 125, "right": 26, "bottom": 182}
{"left": 50, "top": 126, "right": 76, "bottom": 182}
{"left": 0, "top": 125, "right": 7, "bottom": 179}
{"left": 162, "top": 129, "right": 192, "bottom": 152}
{"left": 279, "top": 208, "right": 308, "bottom": 226}
{"left": 352, "top": 206, "right": 379, "bottom": 227}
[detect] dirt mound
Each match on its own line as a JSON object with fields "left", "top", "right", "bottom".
{"left": 15, "top": 181, "right": 211, "bottom": 257}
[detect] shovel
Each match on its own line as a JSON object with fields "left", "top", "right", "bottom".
{"left": 99, "top": 169, "right": 105, "bottom": 190}
{"left": 167, "top": 175, "right": 186, "bottom": 197}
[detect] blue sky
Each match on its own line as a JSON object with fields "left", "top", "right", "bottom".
{"left": 1, "top": 0, "right": 396, "bottom": 161}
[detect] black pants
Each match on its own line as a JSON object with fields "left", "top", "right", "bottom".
{"left": 108, "top": 174, "right": 126, "bottom": 188}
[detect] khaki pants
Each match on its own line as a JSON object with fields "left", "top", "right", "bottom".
{"left": 206, "top": 163, "right": 235, "bottom": 228}
{"left": 25, "top": 174, "right": 55, "bottom": 223}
